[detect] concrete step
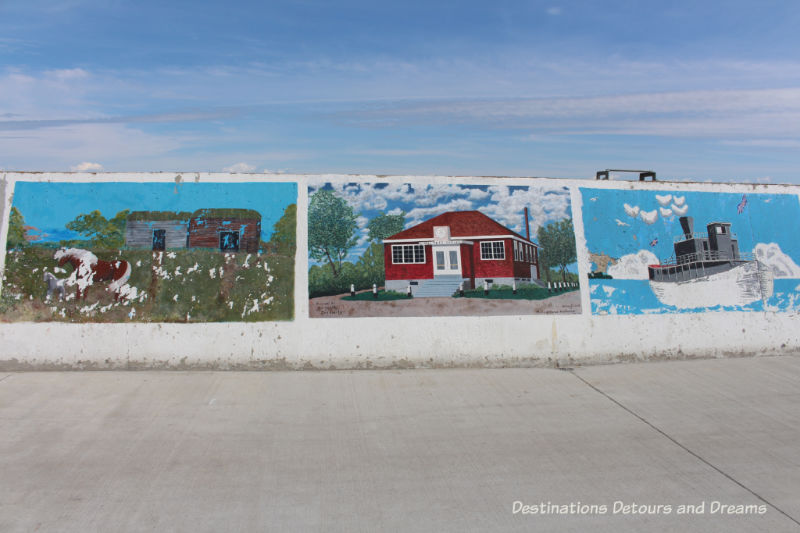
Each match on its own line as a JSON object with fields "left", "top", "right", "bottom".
{"left": 414, "top": 277, "right": 464, "bottom": 298}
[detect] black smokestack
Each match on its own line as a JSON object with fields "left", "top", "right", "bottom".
{"left": 679, "top": 216, "right": 694, "bottom": 239}
{"left": 524, "top": 207, "right": 530, "bottom": 240}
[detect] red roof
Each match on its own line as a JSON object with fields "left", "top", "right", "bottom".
{"left": 386, "top": 211, "right": 535, "bottom": 243}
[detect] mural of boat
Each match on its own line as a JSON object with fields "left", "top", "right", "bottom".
{"left": 648, "top": 217, "right": 773, "bottom": 308}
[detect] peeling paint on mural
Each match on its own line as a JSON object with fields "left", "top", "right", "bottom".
{"left": 580, "top": 188, "right": 800, "bottom": 314}
{"left": 1, "top": 181, "right": 296, "bottom": 322}
{"left": 308, "top": 182, "right": 580, "bottom": 317}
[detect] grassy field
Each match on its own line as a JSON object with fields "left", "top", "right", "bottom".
{"left": 0, "top": 246, "right": 294, "bottom": 322}
{"left": 454, "top": 283, "right": 579, "bottom": 300}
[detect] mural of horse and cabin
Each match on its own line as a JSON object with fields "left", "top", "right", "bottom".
{"left": 125, "top": 208, "right": 261, "bottom": 253}
{"left": 2, "top": 180, "right": 297, "bottom": 322}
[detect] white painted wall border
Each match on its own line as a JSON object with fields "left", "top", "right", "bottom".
{"left": 0, "top": 172, "right": 798, "bottom": 370}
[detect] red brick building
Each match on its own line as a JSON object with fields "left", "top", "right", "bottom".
{"left": 383, "top": 211, "right": 540, "bottom": 296}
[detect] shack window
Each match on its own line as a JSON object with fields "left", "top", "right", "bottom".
{"left": 220, "top": 231, "right": 240, "bottom": 252}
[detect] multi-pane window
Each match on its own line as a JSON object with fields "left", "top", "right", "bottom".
{"left": 480, "top": 241, "right": 505, "bottom": 260}
{"left": 392, "top": 244, "right": 426, "bottom": 264}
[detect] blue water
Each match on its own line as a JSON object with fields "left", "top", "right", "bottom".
{"left": 590, "top": 278, "right": 800, "bottom": 315}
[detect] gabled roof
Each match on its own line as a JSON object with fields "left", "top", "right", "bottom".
{"left": 386, "top": 211, "right": 536, "bottom": 244}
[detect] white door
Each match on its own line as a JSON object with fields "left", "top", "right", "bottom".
{"left": 434, "top": 246, "right": 461, "bottom": 276}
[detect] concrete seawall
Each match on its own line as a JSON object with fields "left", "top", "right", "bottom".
{"left": 1, "top": 172, "right": 798, "bottom": 370}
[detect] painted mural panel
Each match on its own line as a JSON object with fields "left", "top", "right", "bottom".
{"left": 308, "top": 182, "right": 580, "bottom": 317}
{"left": 580, "top": 188, "right": 800, "bottom": 314}
{"left": 1, "top": 181, "right": 296, "bottom": 322}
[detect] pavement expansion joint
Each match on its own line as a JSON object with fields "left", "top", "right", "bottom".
{"left": 570, "top": 369, "right": 800, "bottom": 528}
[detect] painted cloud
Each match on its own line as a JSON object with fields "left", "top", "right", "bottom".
{"left": 655, "top": 194, "right": 672, "bottom": 207}
{"left": 640, "top": 209, "right": 658, "bottom": 224}
{"left": 607, "top": 250, "right": 660, "bottom": 280}
{"left": 623, "top": 203, "right": 640, "bottom": 218}
{"left": 672, "top": 204, "right": 689, "bottom": 216}
{"left": 753, "top": 243, "right": 800, "bottom": 278}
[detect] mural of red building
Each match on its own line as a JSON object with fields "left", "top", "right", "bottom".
{"left": 383, "top": 211, "right": 540, "bottom": 296}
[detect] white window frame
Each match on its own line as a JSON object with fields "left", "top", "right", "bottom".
{"left": 391, "top": 244, "right": 426, "bottom": 264}
{"left": 480, "top": 240, "right": 506, "bottom": 260}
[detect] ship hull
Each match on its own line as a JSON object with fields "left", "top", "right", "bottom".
{"left": 649, "top": 260, "right": 773, "bottom": 309}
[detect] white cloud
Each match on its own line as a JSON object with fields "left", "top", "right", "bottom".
{"left": 356, "top": 215, "right": 369, "bottom": 229}
{"left": 405, "top": 198, "right": 475, "bottom": 226}
{"left": 71, "top": 161, "right": 103, "bottom": 172}
{"left": 387, "top": 207, "right": 404, "bottom": 216}
{"left": 671, "top": 204, "right": 689, "bottom": 216}
{"left": 672, "top": 196, "right": 685, "bottom": 206}
{"left": 466, "top": 188, "right": 490, "bottom": 201}
{"left": 323, "top": 183, "right": 417, "bottom": 212}
{"left": 546, "top": 7, "right": 562, "bottom": 15}
{"left": 0, "top": 123, "right": 183, "bottom": 170}
{"left": 655, "top": 194, "right": 672, "bottom": 207}
{"left": 223, "top": 162, "right": 256, "bottom": 173}
{"left": 608, "top": 250, "right": 659, "bottom": 280}
{"left": 481, "top": 185, "right": 570, "bottom": 236}
{"left": 615, "top": 219, "right": 629, "bottom": 227}
{"left": 753, "top": 243, "right": 800, "bottom": 278}
{"left": 659, "top": 207, "right": 673, "bottom": 218}
{"left": 623, "top": 203, "right": 640, "bottom": 218}
{"left": 640, "top": 210, "right": 658, "bottom": 224}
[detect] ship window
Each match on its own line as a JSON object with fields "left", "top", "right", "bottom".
{"left": 703, "top": 242, "right": 708, "bottom": 251}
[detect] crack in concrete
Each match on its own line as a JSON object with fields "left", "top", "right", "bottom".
{"left": 570, "top": 370, "right": 800, "bottom": 527}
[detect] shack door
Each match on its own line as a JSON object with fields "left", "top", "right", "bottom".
{"left": 152, "top": 229, "right": 166, "bottom": 251}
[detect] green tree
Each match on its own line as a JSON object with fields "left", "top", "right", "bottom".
{"left": 270, "top": 203, "right": 296, "bottom": 255}
{"left": 357, "top": 242, "right": 385, "bottom": 286}
{"left": 536, "top": 219, "right": 577, "bottom": 282}
{"left": 308, "top": 190, "right": 357, "bottom": 277}
{"left": 6, "top": 207, "right": 28, "bottom": 249}
{"left": 65, "top": 209, "right": 130, "bottom": 249}
{"left": 367, "top": 211, "right": 405, "bottom": 242}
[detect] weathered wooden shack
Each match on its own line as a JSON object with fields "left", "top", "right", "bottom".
{"left": 125, "top": 211, "right": 192, "bottom": 250}
{"left": 187, "top": 208, "right": 262, "bottom": 253}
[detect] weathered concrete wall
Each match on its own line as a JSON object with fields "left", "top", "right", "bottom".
{"left": 0, "top": 172, "right": 798, "bottom": 370}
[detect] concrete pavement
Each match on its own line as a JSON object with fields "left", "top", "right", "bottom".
{"left": 1, "top": 356, "right": 799, "bottom": 532}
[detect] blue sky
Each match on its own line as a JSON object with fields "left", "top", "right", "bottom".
{"left": 580, "top": 189, "right": 800, "bottom": 263}
{"left": 11, "top": 181, "right": 296, "bottom": 242}
{"left": 307, "top": 182, "right": 574, "bottom": 267}
{"left": 3, "top": 1, "right": 800, "bottom": 182}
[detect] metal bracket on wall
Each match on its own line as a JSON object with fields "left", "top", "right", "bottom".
{"left": 596, "top": 169, "right": 657, "bottom": 181}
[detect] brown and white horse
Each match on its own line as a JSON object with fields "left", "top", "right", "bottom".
{"left": 54, "top": 248, "right": 132, "bottom": 300}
